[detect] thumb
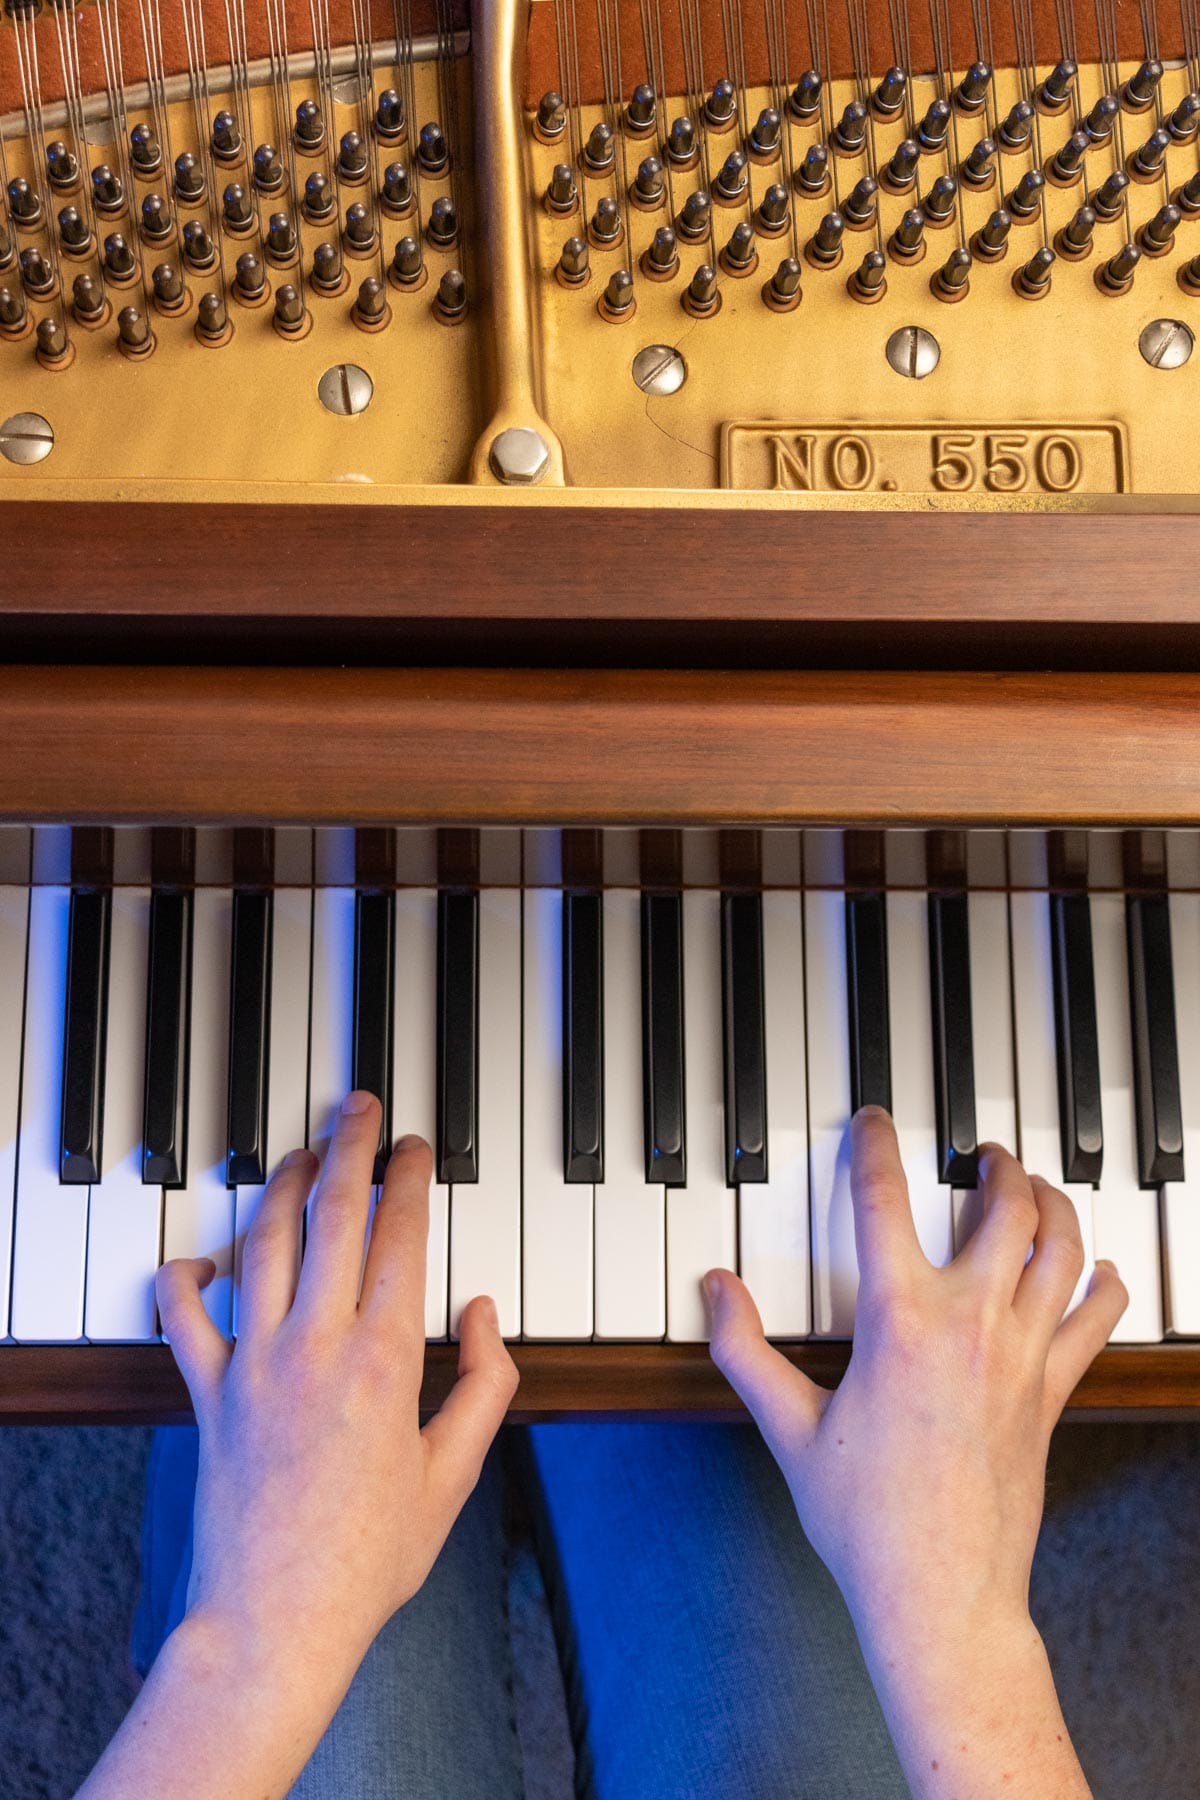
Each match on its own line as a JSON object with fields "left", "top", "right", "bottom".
{"left": 422, "top": 1296, "right": 519, "bottom": 1516}
{"left": 705, "top": 1269, "right": 827, "bottom": 1460}
{"left": 156, "top": 1258, "right": 231, "bottom": 1420}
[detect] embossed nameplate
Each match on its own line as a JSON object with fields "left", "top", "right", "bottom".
{"left": 719, "top": 423, "right": 1129, "bottom": 496}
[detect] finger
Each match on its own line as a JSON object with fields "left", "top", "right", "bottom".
{"left": 1043, "top": 1259, "right": 1129, "bottom": 1419}
{"left": 359, "top": 1135, "right": 432, "bottom": 1340}
{"left": 1012, "top": 1176, "right": 1086, "bottom": 1341}
{"left": 959, "top": 1144, "right": 1041, "bottom": 1299}
{"left": 422, "top": 1296, "right": 519, "bottom": 1515}
{"left": 156, "top": 1258, "right": 231, "bottom": 1416}
{"left": 293, "top": 1091, "right": 382, "bottom": 1319}
{"left": 705, "top": 1269, "right": 826, "bottom": 1461}
{"left": 237, "top": 1148, "right": 318, "bottom": 1344}
{"left": 849, "top": 1107, "right": 923, "bottom": 1289}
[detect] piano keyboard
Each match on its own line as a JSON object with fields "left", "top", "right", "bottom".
{"left": 2, "top": 821, "right": 1198, "bottom": 1350}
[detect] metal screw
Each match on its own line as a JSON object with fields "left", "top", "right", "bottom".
{"left": 317, "top": 363, "right": 374, "bottom": 415}
{"left": 885, "top": 325, "right": 940, "bottom": 380}
{"left": 632, "top": 344, "right": 688, "bottom": 396}
{"left": 1138, "top": 318, "right": 1193, "bottom": 370}
{"left": 0, "top": 412, "right": 54, "bottom": 466}
{"left": 488, "top": 426, "right": 551, "bottom": 486}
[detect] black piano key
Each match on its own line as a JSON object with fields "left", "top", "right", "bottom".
{"left": 845, "top": 890, "right": 891, "bottom": 1115}
{"left": 563, "top": 890, "right": 604, "bottom": 1183}
{"left": 143, "top": 889, "right": 192, "bottom": 1185}
{"left": 1050, "top": 891, "right": 1103, "bottom": 1184}
{"left": 60, "top": 886, "right": 112, "bottom": 1184}
{"left": 437, "top": 887, "right": 479, "bottom": 1184}
{"left": 641, "top": 891, "right": 686, "bottom": 1186}
{"left": 353, "top": 888, "right": 395, "bottom": 1184}
{"left": 721, "top": 891, "right": 767, "bottom": 1185}
{"left": 1126, "top": 893, "right": 1184, "bottom": 1185}
{"left": 226, "top": 889, "right": 273, "bottom": 1186}
{"left": 928, "top": 890, "right": 979, "bottom": 1185}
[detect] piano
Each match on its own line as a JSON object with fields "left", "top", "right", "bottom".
{"left": 2, "top": 0, "right": 1200, "bottom": 1417}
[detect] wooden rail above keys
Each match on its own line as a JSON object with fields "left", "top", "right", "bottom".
{"left": 2, "top": 1343, "right": 1199, "bottom": 1424}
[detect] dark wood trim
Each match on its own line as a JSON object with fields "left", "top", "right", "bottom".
{"left": 2, "top": 666, "right": 1200, "bottom": 828}
{"left": 1, "top": 1341, "right": 1197, "bottom": 1425}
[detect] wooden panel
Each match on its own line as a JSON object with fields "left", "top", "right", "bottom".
{"left": 1, "top": 666, "right": 1199, "bottom": 829}
{"left": 1, "top": 1342, "right": 1197, "bottom": 1424}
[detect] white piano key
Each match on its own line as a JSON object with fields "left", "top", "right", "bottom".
{"left": 393, "top": 888, "right": 450, "bottom": 1339}
{"left": 232, "top": 883, "right": 313, "bottom": 1335}
{"left": 595, "top": 888, "right": 665, "bottom": 1340}
{"left": 805, "top": 879, "right": 856, "bottom": 1339}
{"left": 161, "top": 885, "right": 235, "bottom": 1337}
{"left": 1009, "top": 883, "right": 1095, "bottom": 1312}
{"left": 667, "top": 888, "right": 736, "bottom": 1343}
{"left": 84, "top": 888, "right": 160, "bottom": 1342}
{"left": 0, "top": 884, "right": 30, "bottom": 1340}
{"left": 522, "top": 885, "right": 593, "bottom": 1340}
{"left": 953, "top": 890, "right": 1019, "bottom": 1252}
{"left": 886, "top": 887, "right": 955, "bottom": 1272}
{"left": 1091, "top": 892, "right": 1163, "bottom": 1342}
{"left": 449, "top": 888, "right": 522, "bottom": 1339}
{"left": 1165, "top": 858, "right": 1200, "bottom": 1336}
{"left": 308, "top": 877, "right": 356, "bottom": 1156}
{"left": 740, "top": 886, "right": 810, "bottom": 1337}
{"left": 11, "top": 883, "right": 84, "bottom": 1341}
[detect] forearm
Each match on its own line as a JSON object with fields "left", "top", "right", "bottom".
{"left": 856, "top": 1604, "right": 1090, "bottom": 1800}
{"left": 77, "top": 1608, "right": 353, "bottom": 1800}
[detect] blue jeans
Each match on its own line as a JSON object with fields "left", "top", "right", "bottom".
{"left": 134, "top": 1424, "right": 905, "bottom": 1799}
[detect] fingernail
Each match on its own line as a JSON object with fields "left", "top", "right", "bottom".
{"left": 703, "top": 1272, "right": 723, "bottom": 1307}
{"left": 395, "top": 1133, "right": 429, "bottom": 1155}
{"left": 342, "top": 1090, "right": 374, "bottom": 1116}
{"left": 283, "top": 1147, "right": 315, "bottom": 1170}
{"left": 1095, "top": 1257, "right": 1117, "bottom": 1273}
{"left": 480, "top": 1296, "right": 499, "bottom": 1330}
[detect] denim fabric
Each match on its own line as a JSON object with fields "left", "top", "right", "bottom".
{"left": 136, "top": 1423, "right": 906, "bottom": 1800}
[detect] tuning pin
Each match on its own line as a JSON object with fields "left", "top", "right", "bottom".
{"left": 889, "top": 207, "right": 926, "bottom": 261}
{"left": 1056, "top": 203, "right": 1096, "bottom": 258}
{"left": 720, "top": 219, "right": 758, "bottom": 275}
{"left": 1083, "top": 94, "right": 1119, "bottom": 145}
{"left": 713, "top": 150, "right": 748, "bottom": 202}
{"left": 46, "top": 140, "right": 78, "bottom": 189}
{"left": 343, "top": 200, "right": 376, "bottom": 251}
{"left": 36, "top": 315, "right": 71, "bottom": 365}
{"left": 1130, "top": 128, "right": 1170, "bottom": 180}
{"left": 381, "top": 162, "right": 412, "bottom": 212}
{"left": 1013, "top": 244, "right": 1055, "bottom": 299}
{"left": 223, "top": 182, "right": 254, "bottom": 229}
{"left": 19, "top": 246, "right": 55, "bottom": 297}
{"left": 1138, "top": 202, "right": 1180, "bottom": 255}
{"left": 266, "top": 212, "right": 296, "bottom": 260}
{"left": 956, "top": 61, "right": 991, "bottom": 112}
{"left": 195, "top": 290, "right": 232, "bottom": 344}
{"left": 129, "top": 122, "right": 162, "bottom": 175}
{"left": 971, "top": 206, "right": 1012, "bottom": 260}
{"left": 234, "top": 250, "right": 267, "bottom": 302}
{"left": 884, "top": 138, "right": 920, "bottom": 191}
{"left": 7, "top": 176, "right": 40, "bottom": 226}
{"left": 749, "top": 107, "right": 782, "bottom": 158}
{"left": 918, "top": 98, "right": 951, "bottom": 152}
{"left": 931, "top": 244, "right": 972, "bottom": 301}
{"left": 806, "top": 210, "right": 844, "bottom": 266}
{"left": 1092, "top": 168, "right": 1130, "bottom": 219}
{"left": 643, "top": 225, "right": 679, "bottom": 278}
{"left": 961, "top": 137, "right": 996, "bottom": 188}
{"left": 584, "top": 122, "right": 615, "bottom": 173}
{"left": 1096, "top": 240, "right": 1140, "bottom": 294}
{"left": 705, "top": 78, "right": 737, "bottom": 130}
{"left": 183, "top": 218, "right": 216, "bottom": 270}
{"left": 848, "top": 246, "right": 886, "bottom": 302}
{"left": 590, "top": 195, "right": 622, "bottom": 245}
{"left": 1007, "top": 168, "right": 1045, "bottom": 219}
{"left": 140, "top": 193, "right": 173, "bottom": 242}
{"left": 418, "top": 121, "right": 449, "bottom": 174}
{"left": 1122, "top": 58, "right": 1163, "bottom": 111}
{"left": 1178, "top": 170, "right": 1200, "bottom": 216}
{"left": 90, "top": 164, "right": 123, "bottom": 214}
{"left": 872, "top": 67, "right": 907, "bottom": 117}
{"left": 294, "top": 99, "right": 325, "bottom": 152}
{"left": 1049, "top": 130, "right": 1088, "bottom": 184}
{"left": 116, "top": 303, "right": 153, "bottom": 356}
{"left": 667, "top": 116, "right": 697, "bottom": 166}
{"left": 1168, "top": 93, "right": 1200, "bottom": 144}
{"left": 304, "top": 171, "right": 335, "bottom": 222}
{"left": 311, "top": 240, "right": 344, "bottom": 293}
{"left": 0, "top": 286, "right": 27, "bottom": 332}
{"left": 923, "top": 174, "right": 957, "bottom": 225}
{"left": 375, "top": 88, "right": 405, "bottom": 142}
{"left": 433, "top": 267, "right": 466, "bottom": 322}
{"left": 556, "top": 236, "right": 590, "bottom": 285}
{"left": 546, "top": 163, "right": 578, "bottom": 213}
{"left": 796, "top": 142, "right": 829, "bottom": 195}
{"left": 764, "top": 255, "right": 802, "bottom": 311}
{"left": 683, "top": 261, "right": 720, "bottom": 316}
{"left": 633, "top": 156, "right": 666, "bottom": 207}
{"left": 273, "top": 282, "right": 306, "bottom": 334}
{"left": 755, "top": 183, "right": 790, "bottom": 232}
{"left": 353, "top": 274, "right": 390, "bottom": 329}
{"left": 834, "top": 99, "right": 868, "bottom": 153}
{"left": 57, "top": 205, "right": 91, "bottom": 252}
{"left": 599, "top": 266, "right": 635, "bottom": 320}
{"left": 391, "top": 235, "right": 424, "bottom": 285}
{"left": 626, "top": 83, "right": 656, "bottom": 134}
{"left": 426, "top": 196, "right": 458, "bottom": 248}
{"left": 339, "top": 130, "right": 369, "bottom": 181}
{"left": 253, "top": 143, "right": 284, "bottom": 193}
{"left": 103, "top": 231, "right": 137, "bottom": 280}
{"left": 211, "top": 110, "right": 242, "bottom": 161}
{"left": 536, "top": 91, "right": 566, "bottom": 140}
{"left": 842, "top": 175, "right": 878, "bottom": 228}
{"left": 72, "top": 272, "right": 106, "bottom": 325}
{"left": 1038, "top": 59, "right": 1076, "bottom": 111}
{"left": 789, "top": 69, "right": 821, "bottom": 122}
{"left": 677, "top": 189, "right": 712, "bottom": 241}
{"left": 173, "top": 151, "right": 205, "bottom": 204}
{"left": 999, "top": 100, "right": 1034, "bottom": 150}
{"left": 151, "top": 260, "right": 185, "bottom": 309}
